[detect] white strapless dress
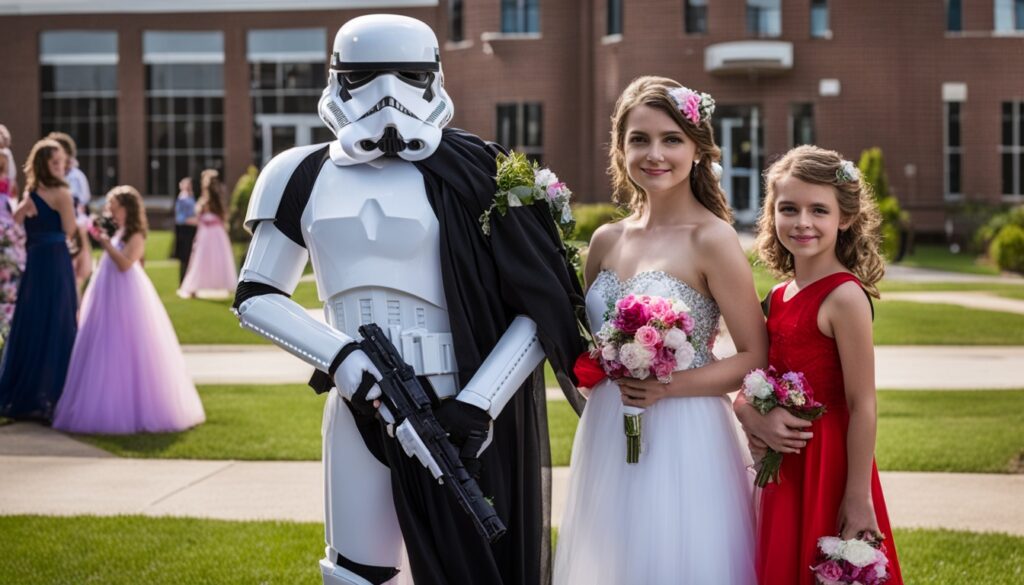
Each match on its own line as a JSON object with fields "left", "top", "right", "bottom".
{"left": 554, "top": 270, "right": 756, "bottom": 585}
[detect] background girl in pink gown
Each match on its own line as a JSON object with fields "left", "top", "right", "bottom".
{"left": 177, "top": 169, "right": 236, "bottom": 298}
{"left": 53, "top": 185, "right": 205, "bottom": 434}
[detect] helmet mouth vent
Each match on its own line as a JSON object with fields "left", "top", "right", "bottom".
{"left": 358, "top": 97, "right": 419, "bottom": 121}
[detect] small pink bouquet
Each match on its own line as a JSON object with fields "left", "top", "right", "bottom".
{"left": 741, "top": 366, "right": 826, "bottom": 487}
{"left": 594, "top": 293, "right": 696, "bottom": 464}
{"left": 811, "top": 534, "right": 891, "bottom": 585}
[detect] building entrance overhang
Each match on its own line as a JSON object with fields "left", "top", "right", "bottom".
{"left": 704, "top": 41, "right": 793, "bottom": 76}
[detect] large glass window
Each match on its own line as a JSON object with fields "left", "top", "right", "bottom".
{"left": 810, "top": 0, "right": 830, "bottom": 38}
{"left": 248, "top": 29, "right": 328, "bottom": 166}
{"left": 449, "top": 0, "right": 465, "bottom": 42}
{"left": 39, "top": 31, "right": 119, "bottom": 195}
{"left": 747, "top": 0, "right": 781, "bottom": 37}
{"left": 995, "top": 0, "right": 1024, "bottom": 31}
{"left": 947, "top": 0, "right": 962, "bottom": 31}
{"left": 607, "top": 0, "right": 623, "bottom": 36}
{"left": 945, "top": 102, "right": 962, "bottom": 199}
{"left": 684, "top": 0, "right": 708, "bottom": 34}
{"left": 501, "top": 0, "right": 540, "bottom": 33}
{"left": 1001, "top": 102, "right": 1024, "bottom": 197}
{"left": 790, "top": 103, "right": 814, "bottom": 147}
{"left": 144, "top": 31, "right": 224, "bottom": 196}
{"left": 496, "top": 103, "right": 543, "bottom": 164}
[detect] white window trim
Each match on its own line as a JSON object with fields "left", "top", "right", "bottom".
{"left": 943, "top": 101, "right": 964, "bottom": 201}
{"left": 41, "top": 53, "right": 118, "bottom": 65}
{"left": 1001, "top": 101, "right": 1024, "bottom": 198}
{"left": 1, "top": 0, "right": 437, "bottom": 15}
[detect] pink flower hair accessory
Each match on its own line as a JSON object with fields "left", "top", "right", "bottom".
{"left": 667, "top": 86, "right": 716, "bottom": 126}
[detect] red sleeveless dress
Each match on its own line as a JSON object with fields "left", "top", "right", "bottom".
{"left": 756, "top": 272, "right": 903, "bottom": 585}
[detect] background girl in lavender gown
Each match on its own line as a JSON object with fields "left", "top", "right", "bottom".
{"left": 53, "top": 185, "right": 205, "bottom": 434}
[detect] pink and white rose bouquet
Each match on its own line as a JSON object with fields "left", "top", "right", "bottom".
{"left": 742, "top": 366, "right": 826, "bottom": 487}
{"left": 811, "top": 534, "right": 891, "bottom": 585}
{"left": 594, "top": 293, "right": 696, "bottom": 463}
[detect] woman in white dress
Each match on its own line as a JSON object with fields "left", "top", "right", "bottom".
{"left": 554, "top": 76, "right": 768, "bottom": 584}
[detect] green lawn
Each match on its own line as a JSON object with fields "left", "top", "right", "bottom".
{"left": 0, "top": 515, "right": 322, "bottom": 585}
{"left": 142, "top": 253, "right": 321, "bottom": 346}
{"left": 873, "top": 301, "right": 1024, "bottom": 345}
{"left": 547, "top": 390, "right": 1024, "bottom": 470}
{"left": 76, "top": 385, "right": 326, "bottom": 461}
{"left": 71, "top": 385, "right": 1024, "bottom": 475}
{"left": 995, "top": 288, "right": 1024, "bottom": 301}
{"left": 897, "top": 244, "right": 1001, "bottom": 276}
{"left": 0, "top": 516, "right": 1020, "bottom": 584}
{"left": 875, "top": 390, "right": 1024, "bottom": 473}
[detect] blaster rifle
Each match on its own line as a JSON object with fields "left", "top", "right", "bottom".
{"left": 357, "top": 323, "right": 506, "bottom": 543}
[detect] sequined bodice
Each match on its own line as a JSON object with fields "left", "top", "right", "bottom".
{"left": 586, "top": 269, "right": 721, "bottom": 368}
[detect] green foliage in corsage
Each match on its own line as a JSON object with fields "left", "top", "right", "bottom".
{"left": 480, "top": 151, "right": 581, "bottom": 268}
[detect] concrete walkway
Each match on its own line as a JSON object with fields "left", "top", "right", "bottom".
{"left": 883, "top": 264, "right": 1024, "bottom": 284}
{"left": 184, "top": 344, "right": 1024, "bottom": 390}
{"left": 884, "top": 291, "right": 1024, "bottom": 315}
{"left": 1, "top": 436, "right": 1021, "bottom": 535}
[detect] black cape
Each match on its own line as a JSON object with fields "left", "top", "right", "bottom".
{"left": 400, "top": 129, "right": 587, "bottom": 584}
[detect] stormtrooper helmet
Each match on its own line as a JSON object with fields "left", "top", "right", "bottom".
{"left": 318, "top": 14, "right": 455, "bottom": 165}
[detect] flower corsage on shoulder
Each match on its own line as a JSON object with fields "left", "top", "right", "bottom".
{"left": 479, "top": 151, "right": 580, "bottom": 266}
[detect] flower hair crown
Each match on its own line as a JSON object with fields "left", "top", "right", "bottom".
{"left": 836, "top": 160, "right": 860, "bottom": 183}
{"left": 668, "top": 86, "right": 716, "bottom": 126}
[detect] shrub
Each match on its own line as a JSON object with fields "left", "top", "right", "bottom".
{"left": 572, "top": 202, "right": 624, "bottom": 243}
{"left": 229, "top": 165, "right": 259, "bottom": 243}
{"left": 990, "top": 224, "right": 1024, "bottom": 274}
{"left": 858, "top": 148, "right": 906, "bottom": 261}
{"left": 975, "top": 205, "right": 1024, "bottom": 251}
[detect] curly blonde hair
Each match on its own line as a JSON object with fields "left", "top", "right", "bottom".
{"left": 755, "top": 145, "right": 884, "bottom": 297}
{"left": 608, "top": 76, "right": 732, "bottom": 222}
{"left": 107, "top": 185, "right": 148, "bottom": 242}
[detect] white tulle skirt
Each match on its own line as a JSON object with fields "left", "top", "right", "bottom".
{"left": 554, "top": 379, "right": 757, "bottom": 585}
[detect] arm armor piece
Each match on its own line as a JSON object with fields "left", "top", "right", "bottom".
{"left": 455, "top": 315, "right": 544, "bottom": 419}
{"left": 236, "top": 293, "right": 354, "bottom": 373}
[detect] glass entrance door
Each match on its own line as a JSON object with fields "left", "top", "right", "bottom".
{"left": 713, "top": 106, "right": 762, "bottom": 224}
{"left": 255, "top": 114, "right": 334, "bottom": 166}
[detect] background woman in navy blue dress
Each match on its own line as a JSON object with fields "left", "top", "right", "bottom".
{"left": 0, "top": 138, "right": 77, "bottom": 422}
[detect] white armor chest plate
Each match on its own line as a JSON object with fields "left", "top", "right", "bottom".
{"left": 303, "top": 158, "right": 457, "bottom": 392}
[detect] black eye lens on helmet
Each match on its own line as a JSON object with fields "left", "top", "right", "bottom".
{"left": 340, "top": 71, "right": 378, "bottom": 87}
{"left": 397, "top": 71, "right": 430, "bottom": 85}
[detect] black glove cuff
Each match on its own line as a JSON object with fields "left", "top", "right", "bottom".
{"left": 328, "top": 342, "right": 362, "bottom": 377}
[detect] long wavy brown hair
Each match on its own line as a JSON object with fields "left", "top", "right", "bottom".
{"left": 23, "top": 138, "right": 68, "bottom": 194}
{"left": 107, "top": 185, "right": 148, "bottom": 242}
{"left": 608, "top": 76, "right": 732, "bottom": 222}
{"left": 198, "top": 169, "right": 226, "bottom": 220}
{"left": 755, "top": 145, "right": 885, "bottom": 297}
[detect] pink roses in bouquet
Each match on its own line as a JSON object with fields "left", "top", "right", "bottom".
{"left": 594, "top": 294, "right": 696, "bottom": 463}
{"left": 741, "top": 366, "right": 826, "bottom": 487}
{"left": 811, "top": 535, "right": 891, "bottom": 585}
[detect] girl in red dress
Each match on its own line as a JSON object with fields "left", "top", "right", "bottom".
{"left": 735, "top": 145, "right": 903, "bottom": 584}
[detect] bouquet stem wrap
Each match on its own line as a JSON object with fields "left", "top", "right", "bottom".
{"left": 754, "top": 448, "right": 784, "bottom": 487}
{"left": 622, "top": 405, "right": 644, "bottom": 464}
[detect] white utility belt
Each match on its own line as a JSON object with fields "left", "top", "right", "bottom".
{"left": 375, "top": 325, "right": 459, "bottom": 400}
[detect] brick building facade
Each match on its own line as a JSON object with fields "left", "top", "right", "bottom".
{"left": 1, "top": 0, "right": 1022, "bottom": 232}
